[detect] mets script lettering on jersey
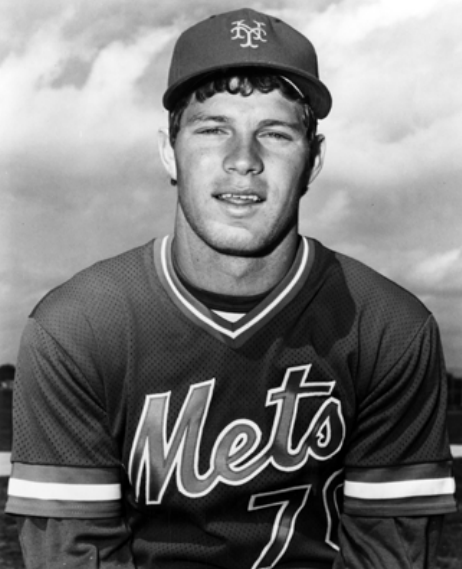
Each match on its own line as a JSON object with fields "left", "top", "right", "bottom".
{"left": 230, "top": 19, "right": 267, "bottom": 48}
{"left": 129, "top": 364, "right": 345, "bottom": 504}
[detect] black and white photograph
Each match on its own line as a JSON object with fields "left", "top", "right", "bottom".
{"left": 1, "top": 1, "right": 461, "bottom": 567}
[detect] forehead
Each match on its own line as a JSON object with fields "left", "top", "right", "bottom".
{"left": 180, "top": 89, "right": 306, "bottom": 127}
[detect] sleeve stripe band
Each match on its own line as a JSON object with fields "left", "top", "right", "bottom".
{"left": 8, "top": 478, "right": 122, "bottom": 502}
{"left": 344, "top": 477, "right": 455, "bottom": 500}
{"left": 10, "top": 463, "right": 120, "bottom": 485}
{"left": 345, "top": 461, "right": 453, "bottom": 483}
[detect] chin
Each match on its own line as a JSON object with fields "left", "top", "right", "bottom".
{"left": 206, "top": 233, "right": 283, "bottom": 258}
{"left": 211, "top": 244, "right": 264, "bottom": 258}
{"left": 187, "top": 216, "right": 297, "bottom": 258}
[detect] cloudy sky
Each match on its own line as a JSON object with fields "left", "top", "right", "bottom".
{"left": 1, "top": 0, "right": 461, "bottom": 372}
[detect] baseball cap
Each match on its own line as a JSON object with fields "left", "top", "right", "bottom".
{"left": 163, "top": 8, "right": 332, "bottom": 119}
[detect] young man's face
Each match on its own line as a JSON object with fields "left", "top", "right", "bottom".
{"left": 166, "top": 87, "right": 318, "bottom": 257}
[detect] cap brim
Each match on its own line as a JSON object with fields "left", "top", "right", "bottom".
{"left": 163, "top": 63, "right": 332, "bottom": 119}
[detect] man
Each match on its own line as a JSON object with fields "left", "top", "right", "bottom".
{"left": 6, "top": 7, "right": 457, "bottom": 569}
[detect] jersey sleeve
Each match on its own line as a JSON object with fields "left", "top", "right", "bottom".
{"left": 6, "top": 314, "right": 123, "bottom": 519}
{"left": 343, "top": 315, "right": 457, "bottom": 517}
{"left": 333, "top": 514, "right": 444, "bottom": 568}
{"left": 16, "top": 516, "right": 135, "bottom": 568}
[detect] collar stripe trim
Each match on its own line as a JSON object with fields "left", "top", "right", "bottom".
{"left": 160, "top": 236, "right": 309, "bottom": 340}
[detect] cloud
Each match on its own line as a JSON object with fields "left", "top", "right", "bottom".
{"left": 298, "top": 0, "right": 462, "bottom": 258}
{"left": 1, "top": 0, "right": 324, "bottom": 58}
{"left": 0, "top": 22, "right": 172, "bottom": 165}
{"left": 318, "top": 0, "right": 462, "bottom": 174}
{"left": 406, "top": 249, "right": 462, "bottom": 295}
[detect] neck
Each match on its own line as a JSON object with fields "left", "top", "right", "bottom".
{"left": 172, "top": 225, "right": 300, "bottom": 297}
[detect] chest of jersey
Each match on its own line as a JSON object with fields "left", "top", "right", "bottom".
{"left": 117, "top": 317, "right": 350, "bottom": 567}
{"left": 102, "top": 237, "right": 357, "bottom": 567}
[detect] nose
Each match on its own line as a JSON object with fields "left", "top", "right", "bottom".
{"left": 223, "top": 134, "right": 264, "bottom": 176}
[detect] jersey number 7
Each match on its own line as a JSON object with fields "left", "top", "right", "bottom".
{"left": 249, "top": 473, "right": 343, "bottom": 569}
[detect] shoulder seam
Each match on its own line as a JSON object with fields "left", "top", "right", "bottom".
{"left": 29, "top": 318, "right": 107, "bottom": 414}
{"left": 378, "top": 314, "right": 436, "bottom": 385}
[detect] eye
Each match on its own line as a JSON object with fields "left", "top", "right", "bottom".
{"left": 196, "top": 127, "right": 225, "bottom": 135}
{"left": 260, "top": 131, "right": 292, "bottom": 141}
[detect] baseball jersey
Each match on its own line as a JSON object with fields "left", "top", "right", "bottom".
{"left": 6, "top": 236, "right": 457, "bottom": 569}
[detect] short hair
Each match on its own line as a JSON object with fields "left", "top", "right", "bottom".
{"left": 168, "top": 72, "right": 319, "bottom": 147}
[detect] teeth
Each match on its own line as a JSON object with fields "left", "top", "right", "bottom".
{"left": 218, "top": 193, "right": 261, "bottom": 203}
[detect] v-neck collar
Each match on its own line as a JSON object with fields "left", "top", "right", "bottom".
{"left": 153, "top": 235, "right": 314, "bottom": 347}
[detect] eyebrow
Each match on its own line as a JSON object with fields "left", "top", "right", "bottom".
{"left": 258, "top": 119, "right": 305, "bottom": 132}
{"left": 184, "top": 113, "right": 229, "bottom": 125}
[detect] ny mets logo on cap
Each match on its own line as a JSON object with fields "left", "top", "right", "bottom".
{"left": 230, "top": 19, "right": 267, "bottom": 48}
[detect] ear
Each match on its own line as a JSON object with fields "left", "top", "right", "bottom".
{"left": 308, "top": 134, "right": 326, "bottom": 185}
{"left": 158, "top": 128, "right": 177, "bottom": 182}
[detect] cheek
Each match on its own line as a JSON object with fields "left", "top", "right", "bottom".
{"left": 291, "top": 152, "right": 312, "bottom": 187}
{"left": 176, "top": 148, "right": 219, "bottom": 183}
{"left": 272, "top": 156, "right": 310, "bottom": 193}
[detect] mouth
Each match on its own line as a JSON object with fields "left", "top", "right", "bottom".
{"left": 214, "top": 192, "right": 264, "bottom": 205}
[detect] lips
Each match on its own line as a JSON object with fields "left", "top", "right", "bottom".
{"left": 213, "top": 185, "right": 265, "bottom": 206}
{"left": 215, "top": 193, "right": 263, "bottom": 205}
